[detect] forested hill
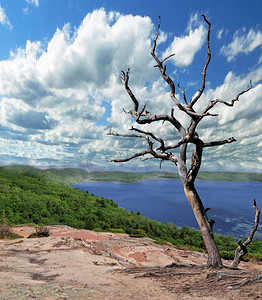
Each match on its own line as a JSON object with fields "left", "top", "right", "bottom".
{"left": 0, "top": 164, "right": 262, "bottom": 261}
{"left": 0, "top": 164, "right": 208, "bottom": 248}
{"left": 44, "top": 168, "right": 262, "bottom": 184}
{"left": 1, "top": 165, "right": 260, "bottom": 185}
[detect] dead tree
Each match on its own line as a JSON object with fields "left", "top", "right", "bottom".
{"left": 108, "top": 15, "right": 252, "bottom": 267}
{"left": 232, "top": 199, "right": 260, "bottom": 268}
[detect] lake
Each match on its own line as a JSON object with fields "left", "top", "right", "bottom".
{"left": 73, "top": 179, "right": 262, "bottom": 239}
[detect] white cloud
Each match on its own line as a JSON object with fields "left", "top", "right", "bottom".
{"left": 196, "top": 68, "right": 262, "bottom": 171}
{"left": 221, "top": 28, "right": 262, "bottom": 61}
{"left": 22, "top": 7, "right": 29, "bottom": 15}
{"left": 162, "top": 14, "right": 207, "bottom": 67}
{"left": 217, "top": 28, "right": 224, "bottom": 40}
{"left": 26, "top": 0, "right": 39, "bottom": 7}
{"left": 0, "top": 9, "right": 261, "bottom": 171}
{"left": 0, "top": 9, "right": 156, "bottom": 167}
{"left": 0, "top": 4, "right": 12, "bottom": 29}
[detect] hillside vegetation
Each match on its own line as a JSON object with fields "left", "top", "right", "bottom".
{"left": 0, "top": 165, "right": 261, "bottom": 262}
{"left": 44, "top": 168, "right": 262, "bottom": 185}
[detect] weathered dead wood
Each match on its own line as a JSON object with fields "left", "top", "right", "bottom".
{"left": 231, "top": 199, "right": 261, "bottom": 268}
{"left": 120, "top": 264, "right": 262, "bottom": 290}
{"left": 108, "top": 14, "right": 253, "bottom": 268}
{"left": 189, "top": 14, "right": 211, "bottom": 108}
{"left": 135, "top": 271, "right": 202, "bottom": 278}
{"left": 118, "top": 263, "right": 205, "bottom": 279}
{"left": 107, "top": 129, "right": 178, "bottom": 164}
{"left": 202, "top": 80, "right": 252, "bottom": 116}
{"left": 207, "top": 271, "right": 262, "bottom": 289}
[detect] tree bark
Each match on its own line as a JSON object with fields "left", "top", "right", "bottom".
{"left": 183, "top": 183, "right": 222, "bottom": 267}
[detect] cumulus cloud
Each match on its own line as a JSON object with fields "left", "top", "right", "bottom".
{"left": 7, "top": 107, "right": 57, "bottom": 130}
{"left": 162, "top": 14, "right": 207, "bottom": 67}
{"left": 0, "top": 4, "right": 12, "bottom": 29}
{"left": 0, "top": 8, "right": 260, "bottom": 171}
{"left": 196, "top": 68, "right": 262, "bottom": 171}
{"left": 221, "top": 28, "right": 262, "bottom": 61}
{"left": 0, "top": 9, "right": 156, "bottom": 167}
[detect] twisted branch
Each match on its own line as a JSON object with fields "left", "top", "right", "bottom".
{"left": 189, "top": 15, "right": 211, "bottom": 108}
{"left": 202, "top": 80, "right": 252, "bottom": 115}
{"left": 130, "top": 127, "right": 165, "bottom": 152}
{"left": 178, "top": 83, "right": 188, "bottom": 105}
{"left": 151, "top": 16, "right": 187, "bottom": 114}
{"left": 107, "top": 130, "right": 178, "bottom": 164}
{"left": 120, "top": 68, "right": 139, "bottom": 112}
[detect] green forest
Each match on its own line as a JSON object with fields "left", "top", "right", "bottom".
{"left": 0, "top": 165, "right": 261, "bottom": 262}
{"left": 42, "top": 168, "right": 262, "bottom": 185}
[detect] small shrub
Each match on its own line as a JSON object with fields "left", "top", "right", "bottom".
{"left": 153, "top": 237, "right": 165, "bottom": 245}
{"left": 93, "top": 227, "right": 104, "bottom": 232}
{"left": 0, "top": 224, "right": 23, "bottom": 239}
{"left": 0, "top": 223, "right": 10, "bottom": 234}
{"left": 220, "top": 250, "right": 235, "bottom": 260}
{"left": 28, "top": 226, "right": 50, "bottom": 238}
{"left": 108, "top": 228, "right": 126, "bottom": 234}
{"left": 129, "top": 229, "right": 147, "bottom": 238}
{"left": 0, "top": 224, "right": 11, "bottom": 239}
{"left": 244, "top": 253, "right": 262, "bottom": 263}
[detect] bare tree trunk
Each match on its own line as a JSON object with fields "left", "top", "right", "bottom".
{"left": 183, "top": 183, "right": 222, "bottom": 267}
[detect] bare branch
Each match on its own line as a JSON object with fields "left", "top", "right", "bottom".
{"left": 140, "top": 156, "right": 155, "bottom": 161}
{"left": 108, "top": 150, "right": 152, "bottom": 163}
{"left": 202, "top": 80, "right": 252, "bottom": 115}
{"left": 120, "top": 67, "right": 187, "bottom": 134}
{"left": 107, "top": 131, "right": 146, "bottom": 140}
{"left": 178, "top": 83, "right": 188, "bottom": 105}
{"left": 161, "top": 53, "right": 176, "bottom": 64}
{"left": 150, "top": 16, "right": 217, "bottom": 121}
{"left": 160, "top": 138, "right": 187, "bottom": 151}
{"left": 135, "top": 112, "right": 186, "bottom": 136}
{"left": 151, "top": 16, "right": 187, "bottom": 114}
{"left": 130, "top": 127, "right": 165, "bottom": 151}
{"left": 154, "top": 53, "right": 176, "bottom": 67}
{"left": 189, "top": 15, "right": 211, "bottom": 108}
{"left": 107, "top": 130, "right": 178, "bottom": 164}
{"left": 151, "top": 15, "right": 161, "bottom": 56}
{"left": 203, "top": 137, "right": 236, "bottom": 148}
{"left": 188, "top": 110, "right": 218, "bottom": 118}
{"left": 121, "top": 68, "right": 139, "bottom": 112}
{"left": 107, "top": 131, "right": 153, "bottom": 162}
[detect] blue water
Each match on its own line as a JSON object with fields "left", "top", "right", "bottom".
{"left": 73, "top": 179, "right": 262, "bottom": 239}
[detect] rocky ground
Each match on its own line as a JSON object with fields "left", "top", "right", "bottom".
{"left": 0, "top": 225, "right": 261, "bottom": 300}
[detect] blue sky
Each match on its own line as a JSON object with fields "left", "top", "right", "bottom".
{"left": 0, "top": 0, "right": 261, "bottom": 172}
